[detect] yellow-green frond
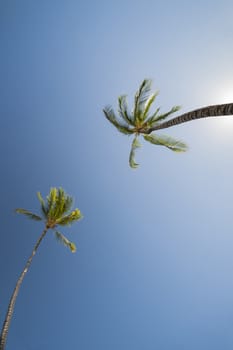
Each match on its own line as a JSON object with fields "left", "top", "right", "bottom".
{"left": 56, "top": 209, "right": 83, "bottom": 226}
{"left": 15, "top": 208, "right": 43, "bottom": 221}
{"left": 144, "top": 133, "right": 188, "bottom": 152}
{"left": 47, "top": 188, "right": 58, "bottom": 218}
{"left": 55, "top": 231, "right": 77, "bottom": 253}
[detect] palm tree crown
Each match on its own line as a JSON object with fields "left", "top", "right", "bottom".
{"left": 104, "top": 79, "right": 233, "bottom": 168}
{"left": 103, "top": 79, "right": 188, "bottom": 168}
{"left": 16, "top": 187, "right": 82, "bottom": 252}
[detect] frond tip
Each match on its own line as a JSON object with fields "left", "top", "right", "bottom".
{"left": 55, "top": 231, "right": 77, "bottom": 253}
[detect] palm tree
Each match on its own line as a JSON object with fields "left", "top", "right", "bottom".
{"left": 103, "top": 79, "right": 233, "bottom": 168}
{"left": 0, "top": 187, "right": 82, "bottom": 350}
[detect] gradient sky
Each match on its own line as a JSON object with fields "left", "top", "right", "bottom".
{"left": 1, "top": 1, "right": 233, "bottom": 349}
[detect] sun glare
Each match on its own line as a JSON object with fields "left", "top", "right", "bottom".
{"left": 205, "top": 86, "right": 233, "bottom": 137}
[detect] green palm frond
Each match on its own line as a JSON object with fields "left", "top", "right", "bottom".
{"left": 150, "top": 105, "right": 181, "bottom": 125}
{"left": 142, "top": 91, "right": 159, "bottom": 120}
{"left": 54, "top": 188, "right": 73, "bottom": 219}
{"left": 129, "top": 136, "right": 141, "bottom": 168}
{"left": 118, "top": 95, "right": 134, "bottom": 125}
{"left": 134, "top": 79, "right": 153, "bottom": 122}
{"left": 45, "top": 188, "right": 73, "bottom": 221}
{"left": 47, "top": 187, "right": 58, "bottom": 218}
{"left": 144, "top": 133, "right": 188, "bottom": 152}
{"left": 15, "top": 208, "right": 43, "bottom": 221}
{"left": 103, "top": 106, "right": 133, "bottom": 135}
{"left": 55, "top": 231, "right": 77, "bottom": 253}
{"left": 37, "top": 192, "right": 48, "bottom": 218}
{"left": 56, "top": 209, "right": 82, "bottom": 226}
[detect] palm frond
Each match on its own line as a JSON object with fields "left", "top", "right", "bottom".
{"left": 15, "top": 208, "right": 43, "bottom": 221}
{"left": 62, "top": 195, "right": 73, "bottom": 215}
{"left": 55, "top": 231, "right": 76, "bottom": 253}
{"left": 47, "top": 188, "right": 58, "bottom": 218}
{"left": 150, "top": 106, "right": 181, "bottom": 125}
{"left": 145, "top": 107, "right": 161, "bottom": 125}
{"left": 129, "top": 136, "right": 141, "bottom": 168}
{"left": 142, "top": 91, "right": 159, "bottom": 120}
{"left": 37, "top": 192, "right": 48, "bottom": 218}
{"left": 118, "top": 95, "right": 134, "bottom": 125}
{"left": 103, "top": 106, "right": 133, "bottom": 135}
{"left": 134, "top": 79, "right": 153, "bottom": 122}
{"left": 56, "top": 209, "right": 82, "bottom": 226}
{"left": 144, "top": 133, "right": 188, "bottom": 152}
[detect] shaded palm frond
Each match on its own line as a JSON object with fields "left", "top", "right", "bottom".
{"left": 118, "top": 95, "right": 134, "bottom": 125}
{"left": 134, "top": 79, "right": 153, "bottom": 121}
{"left": 55, "top": 231, "right": 76, "bottom": 253}
{"left": 15, "top": 208, "right": 43, "bottom": 221}
{"left": 56, "top": 209, "right": 82, "bottom": 226}
{"left": 144, "top": 133, "right": 188, "bottom": 152}
{"left": 37, "top": 192, "right": 48, "bottom": 218}
{"left": 103, "top": 106, "right": 133, "bottom": 135}
{"left": 129, "top": 136, "right": 141, "bottom": 168}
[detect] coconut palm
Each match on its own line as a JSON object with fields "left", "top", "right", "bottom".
{"left": 103, "top": 79, "right": 233, "bottom": 168}
{"left": 0, "top": 187, "right": 82, "bottom": 350}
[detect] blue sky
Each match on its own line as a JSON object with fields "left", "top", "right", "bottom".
{"left": 1, "top": 0, "right": 233, "bottom": 349}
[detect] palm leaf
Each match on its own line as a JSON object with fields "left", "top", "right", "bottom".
{"left": 118, "top": 95, "right": 134, "bottom": 125}
{"left": 55, "top": 231, "right": 76, "bottom": 253}
{"left": 144, "top": 133, "right": 188, "bottom": 152}
{"left": 47, "top": 188, "right": 58, "bottom": 218}
{"left": 62, "top": 196, "right": 73, "bottom": 215}
{"left": 37, "top": 192, "right": 48, "bottom": 218}
{"left": 134, "top": 79, "right": 152, "bottom": 122}
{"left": 56, "top": 209, "right": 82, "bottom": 226}
{"left": 15, "top": 208, "right": 43, "bottom": 221}
{"left": 129, "top": 136, "right": 141, "bottom": 168}
{"left": 150, "top": 106, "right": 181, "bottom": 125}
{"left": 142, "top": 91, "right": 159, "bottom": 120}
{"left": 145, "top": 107, "right": 161, "bottom": 125}
{"left": 103, "top": 106, "right": 133, "bottom": 135}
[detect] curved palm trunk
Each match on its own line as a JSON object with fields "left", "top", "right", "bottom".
{"left": 147, "top": 103, "right": 233, "bottom": 133}
{"left": 0, "top": 227, "right": 48, "bottom": 350}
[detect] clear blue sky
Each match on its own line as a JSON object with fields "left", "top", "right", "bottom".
{"left": 1, "top": 0, "right": 233, "bottom": 349}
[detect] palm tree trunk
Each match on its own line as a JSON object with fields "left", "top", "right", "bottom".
{"left": 0, "top": 227, "right": 48, "bottom": 350}
{"left": 147, "top": 103, "right": 233, "bottom": 133}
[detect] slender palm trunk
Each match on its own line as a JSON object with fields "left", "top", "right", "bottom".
{"left": 147, "top": 103, "right": 233, "bottom": 133}
{"left": 0, "top": 227, "right": 48, "bottom": 350}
